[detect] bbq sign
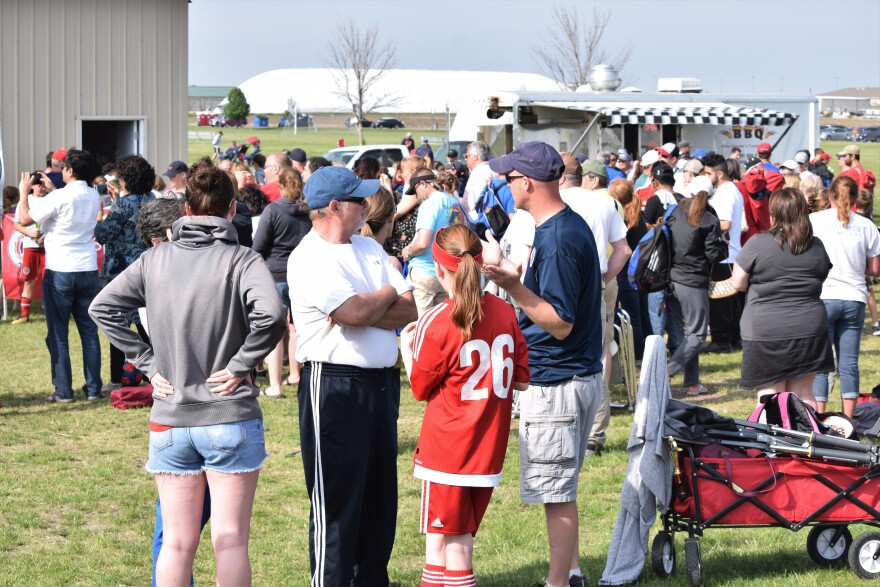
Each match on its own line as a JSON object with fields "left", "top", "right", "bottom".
{"left": 719, "top": 125, "right": 777, "bottom": 141}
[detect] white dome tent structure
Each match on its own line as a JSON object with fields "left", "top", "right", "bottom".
{"left": 233, "top": 68, "right": 562, "bottom": 114}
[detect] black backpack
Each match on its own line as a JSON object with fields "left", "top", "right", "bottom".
{"left": 630, "top": 207, "right": 675, "bottom": 293}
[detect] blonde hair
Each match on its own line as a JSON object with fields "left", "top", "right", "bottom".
{"left": 360, "top": 187, "right": 396, "bottom": 240}
{"left": 399, "top": 156, "right": 427, "bottom": 182}
{"left": 829, "top": 176, "right": 858, "bottom": 226}
{"left": 783, "top": 174, "right": 801, "bottom": 190}
{"left": 435, "top": 224, "right": 484, "bottom": 340}
{"left": 278, "top": 168, "right": 304, "bottom": 204}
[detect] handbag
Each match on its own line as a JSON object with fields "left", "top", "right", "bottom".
{"left": 483, "top": 184, "right": 510, "bottom": 238}
{"left": 708, "top": 264, "right": 738, "bottom": 299}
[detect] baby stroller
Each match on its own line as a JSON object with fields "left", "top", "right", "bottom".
{"left": 655, "top": 398, "right": 880, "bottom": 585}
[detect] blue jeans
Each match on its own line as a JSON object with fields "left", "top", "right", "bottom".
{"left": 813, "top": 299, "right": 865, "bottom": 402}
{"left": 648, "top": 289, "right": 680, "bottom": 352}
{"left": 42, "top": 269, "right": 102, "bottom": 399}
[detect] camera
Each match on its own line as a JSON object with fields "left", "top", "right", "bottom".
{"left": 96, "top": 183, "right": 109, "bottom": 196}
{"left": 31, "top": 170, "right": 43, "bottom": 182}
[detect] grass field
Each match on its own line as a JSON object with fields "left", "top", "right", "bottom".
{"left": 1, "top": 141, "right": 879, "bottom": 586}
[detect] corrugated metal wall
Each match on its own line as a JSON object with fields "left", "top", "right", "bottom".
{"left": 0, "top": 0, "right": 188, "bottom": 186}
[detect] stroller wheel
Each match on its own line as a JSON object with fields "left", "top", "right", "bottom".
{"left": 684, "top": 538, "right": 702, "bottom": 587}
{"left": 849, "top": 531, "right": 880, "bottom": 580}
{"left": 651, "top": 531, "right": 676, "bottom": 578}
{"left": 807, "top": 525, "right": 852, "bottom": 566}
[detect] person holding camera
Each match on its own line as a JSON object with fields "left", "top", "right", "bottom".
{"left": 16, "top": 149, "right": 103, "bottom": 402}
{"left": 12, "top": 170, "right": 49, "bottom": 324}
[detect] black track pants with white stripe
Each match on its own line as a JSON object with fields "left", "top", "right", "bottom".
{"left": 298, "top": 362, "right": 400, "bottom": 587}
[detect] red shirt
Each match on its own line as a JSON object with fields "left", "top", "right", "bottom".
{"left": 261, "top": 182, "right": 282, "bottom": 202}
{"left": 840, "top": 162, "right": 876, "bottom": 194}
{"left": 637, "top": 184, "right": 655, "bottom": 208}
{"left": 410, "top": 295, "right": 530, "bottom": 487}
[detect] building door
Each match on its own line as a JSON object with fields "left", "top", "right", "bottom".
{"left": 80, "top": 119, "right": 144, "bottom": 170}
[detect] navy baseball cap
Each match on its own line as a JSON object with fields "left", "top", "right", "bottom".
{"left": 303, "top": 166, "right": 379, "bottom": 210}
{"left": 488, "top": 141, "right": 564, "bottom": 182}
{"left": 163, "top": 160, "right": 188, "bottom": 177}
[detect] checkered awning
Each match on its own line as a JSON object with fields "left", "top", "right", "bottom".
{"left": 599, "top": 105, "right": 798, "bottom": 126}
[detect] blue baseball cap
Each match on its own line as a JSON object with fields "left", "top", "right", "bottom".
{"left": 303, "top": 166, "right": 380, "bottom": 210}
{"left": 488, "top": 141, "right": 564, "bottom": 182}
{"left": 692, "top": 148, "right": 708, "bottom": 160}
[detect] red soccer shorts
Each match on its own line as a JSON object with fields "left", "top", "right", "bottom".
{"left": 19, "top": 248, "right": 46, "bottom": 282}
{"left": 419, "top": 480, "right": 493, "bottom": 536}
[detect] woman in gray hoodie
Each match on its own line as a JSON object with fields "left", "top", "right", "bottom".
{"left": 90, "top": 158, "right": 286, "bottom": 586}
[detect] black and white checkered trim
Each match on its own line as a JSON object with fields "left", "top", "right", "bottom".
{"left": 600, "top": 106, "right": 798, "bottom": 126}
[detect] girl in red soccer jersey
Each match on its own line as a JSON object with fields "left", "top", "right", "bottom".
{"left": 401, "top": 224, "right": 530, "bottom": 587}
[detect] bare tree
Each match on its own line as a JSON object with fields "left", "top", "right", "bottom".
{"left": 534, "top": 5, "right": 633, "bottom": 91}
{"left": 326, "top": 21, "right": 399, "bottom": 146}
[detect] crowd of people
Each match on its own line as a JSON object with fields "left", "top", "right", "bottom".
{"left": 1, "top": 130, "right": 877, "bottom": 587}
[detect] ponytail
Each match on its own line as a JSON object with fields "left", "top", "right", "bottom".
{"left": 433, "top": 224, "right": 484, "bottom": 340}
{"left": 830, "top": 176, "right": 857, "bottom": 226}
{"left": 451, "top": 254, "right": 484, "bottom": 341}
{"left": 686, "top": 190, "right": 709, "bottom": 227}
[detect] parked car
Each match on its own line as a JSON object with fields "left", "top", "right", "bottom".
{"left": 372, "top": 117, "right": 406, "bottom": 129}
{"left": 855, "top": 126, "right": 880, "bottom": 142}
{"left": 819, "top": 125, "right": 850, "bottom": 141}
{"left": 323, "top": 144, "right": 409, "bottom": 171}
{"left": 280, "top": 114, "right": 313, "bottom": 128}
{"left": 344, "top": 116, "right": 373, "bottom": 128}
{"left": 210, "top": 115, "right": 247, "bottom": 127}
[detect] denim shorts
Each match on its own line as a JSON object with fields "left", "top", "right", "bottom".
{"left": 518, "top": 373, "right": 602, "bottom": 504}
{"left": 146, "top": 417, "right": 267, "bottom": 475}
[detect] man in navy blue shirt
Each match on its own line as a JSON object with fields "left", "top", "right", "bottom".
{"left": 483, "top": 141, "right": 603, "bottom": 587}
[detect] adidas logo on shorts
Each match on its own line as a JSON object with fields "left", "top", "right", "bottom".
{"left": 431, "top": 518, "right": 444, "bottom": 528}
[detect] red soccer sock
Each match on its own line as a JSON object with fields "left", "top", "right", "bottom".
{"left": 420, "top": 563, "right": 445, "bottom": 587}
{"left": 20, "top": 296, "right": 31, "bottom": 317}
{"left": 444, "top": 568, "right": 476, "bottom": 587}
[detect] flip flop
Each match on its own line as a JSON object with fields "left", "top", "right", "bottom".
{"left": 686, "top": 384, "right": 710, "bottom": 397}
{"left": 282, "top": 376, "right": 300, "bottom": 386}
{"left": 261, "top": 388, "right": 285, "bottom": 399}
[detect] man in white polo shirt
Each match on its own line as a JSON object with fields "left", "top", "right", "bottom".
{"left": 288, "top": 166, "right": 417, "bottom": 587}
{"left": 16, "top": 149, "right": 102, "bottom": 402}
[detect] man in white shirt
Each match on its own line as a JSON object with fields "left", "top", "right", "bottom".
{"left": 702, "top": 153, "right": 745, "bottom": 353}
{"left": 560, "top": 155, "right": 630, "bottom": 456}
{"left": 288, "top": 166, "right": 417, "bottom": 587}
{"left": 461, "top": 140, "right": 498, "bottom": 225}
{"left": 16, "top": 149, "right": 103, "bottom": 402}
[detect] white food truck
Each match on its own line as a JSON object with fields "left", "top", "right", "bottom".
{"left": 449, "top": 81, "right": 819, "bottom": 161}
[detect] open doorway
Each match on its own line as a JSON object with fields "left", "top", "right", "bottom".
{"left": 79, "top": 118, "right": 144, "bottom": 170}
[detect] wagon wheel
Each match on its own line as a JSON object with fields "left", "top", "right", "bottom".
{"left": 807, "top": 525, "right": 852, "bottom": 566}
{"left": 849, "top": 531, "right": 880, "bottom": 580}
{"left": 651, "top": 531, "right": 676, "bottom": 578}
{"left": 684, "top": 537, "right": 702, "bottom": 587}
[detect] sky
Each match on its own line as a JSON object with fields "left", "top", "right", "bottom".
{"left": 189, "top": 0, "right": 880, "bottom": 97}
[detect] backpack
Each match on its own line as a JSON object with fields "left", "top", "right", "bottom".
{"left": 629, "top": 204, "right": 676, "bottom": 293}
{"left": 748, "top": 392, "right": 830, "bottom": 435}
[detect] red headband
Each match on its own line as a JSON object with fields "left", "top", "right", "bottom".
{"left": 431, "top": 230, "right": 483, "bottom": 271}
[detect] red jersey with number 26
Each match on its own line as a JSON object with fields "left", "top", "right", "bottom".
{"left": 410, "top": 294, "right": 530, "bottom": 487}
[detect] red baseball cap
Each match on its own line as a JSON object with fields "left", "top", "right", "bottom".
{"left": 757, "top": 142, "right": 772, "bottom": 153}
{"left": 52, "top": 148, "right": 68, "bottom": 161}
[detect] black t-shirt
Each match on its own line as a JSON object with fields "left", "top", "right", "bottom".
{"left": 736, "top": 233, "right": 832, "bottom": 341}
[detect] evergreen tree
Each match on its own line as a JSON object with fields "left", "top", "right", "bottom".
{"left": 224, "top": 88, "right": 250, "bottom": 119}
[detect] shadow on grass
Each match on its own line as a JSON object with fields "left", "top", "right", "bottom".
{"left": 0, "top": 394, "right": 118, "bottom": 413}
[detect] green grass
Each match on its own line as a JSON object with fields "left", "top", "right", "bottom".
{"left": 4, "top": 300, "right": 880, "bottom": 586}
{"left": 1, "top": 140, "right": 878, "bottom": 585}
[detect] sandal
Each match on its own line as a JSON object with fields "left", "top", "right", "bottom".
{"left": 282, "top": 376, "right": 300, "bottom": 386}
{"left": 686, "top": 384, "right": 710, "bottom": 397}
{"left": 261, "top": 388, "right": 285, "bottom": 399}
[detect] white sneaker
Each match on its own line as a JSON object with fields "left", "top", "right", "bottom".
{"left": 873, "top": 322, "right": 880, "bottom": 336}
{"left": 101, "top": 382, "right": 122, "bottom": 393}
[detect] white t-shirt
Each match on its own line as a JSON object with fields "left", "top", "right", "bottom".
{"left": 288, "top": 230, "right": 412, "bottom": 368}
{"left": 560, "top": 186, "right": 627, "bottom": 275}
{"left": 483, "top": 210, "right": 535, "bottom": 306}
{"left": 709, "top": 181, "right": 744, "bottom": 264}
{"left": 28, "top": 180, "right": 100, "bottom": 272}
{"left": 461, "top": 161, "right": 498, "bottom": 223}
{"left": 13, "top": 195, "right": 44, "bottom": 249}
{"left": 810, "top": 208, "right": 880, "bottom": 304}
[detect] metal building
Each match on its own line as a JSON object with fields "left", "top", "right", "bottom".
{"left": 0, "top": 0, "right": 188, "bottom": 187}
